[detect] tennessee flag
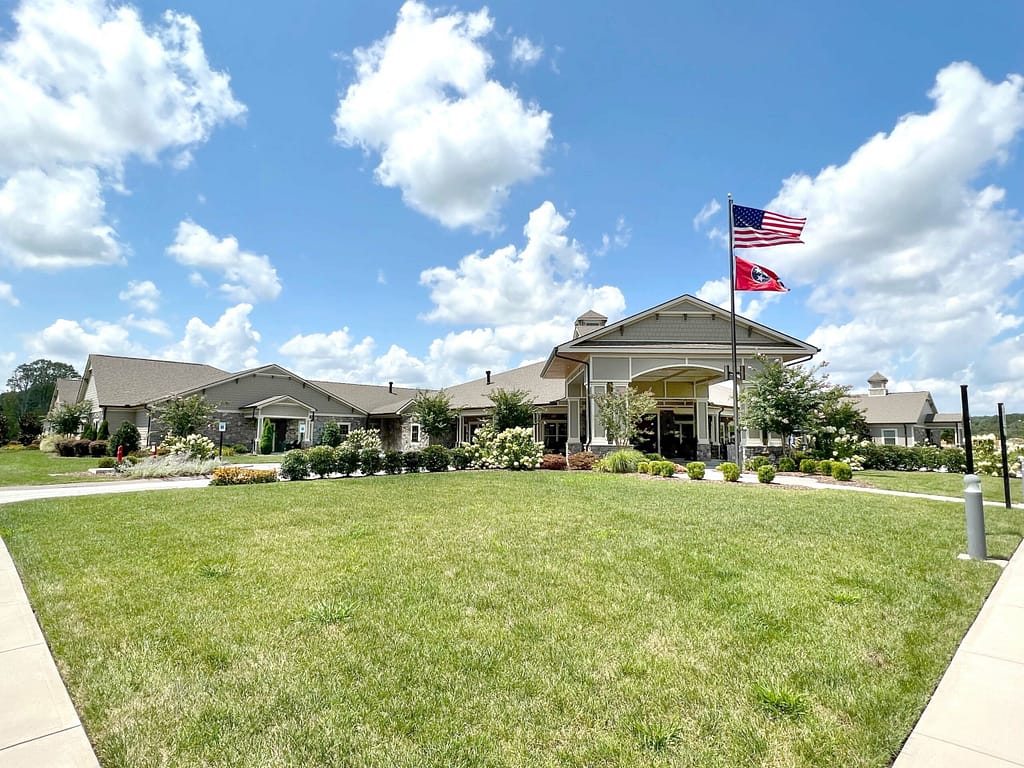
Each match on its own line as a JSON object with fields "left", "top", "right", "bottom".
{"left": 735, "top": 257, "right": 788, "bottom": 292}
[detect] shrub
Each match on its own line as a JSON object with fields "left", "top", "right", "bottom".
{"left": 831, "top": 462, "right": 853, "bottom": 481}
{"left": 599, "top": 448, "right": 646, "bottom": 473}
{"left": 419, "top": 445, "right": 450, "bottom": 473}
{"left": 346, "top": 428, "right": 383, "bottom": 453}
{"left": 777, "top": 457, "right": 796, "bottom": 472}
{"left": 382, "top": 450, "right": 404, "bottom": 475}
{"left": 650, "top": 460, "right": 675, "bottom": 477}
{"left": 644, "top": 453, "right": 666, "bottom": 462}
{"left": 232, "top": 443, "right": 249, "bottom": 454}
{"left": 335, "top": 445, "right": 360, "bottom": 476}
{"left": 108, "top": 422, "right": 141, "bottom": 455}
{"left": 816, "top": 460, "right": 834, "bottom": 477}
{"left": 720, "top": 462, "right": 741, "bottom": 482}
{"left": 161, "top": 434, "right": 216, "bottom": 460}
{"left": 280, "top": 450, "right": 311, "bottom": 480}
{"left": 210, "top": 467, "right": 278, "bottom": 486}
{"left": 490, "top": 427, "right": 543, "bottom": 470}
{"left": 306, "top": 446, "right": 336, "bottom": 478}
{"left": 799, "top": 459, "right": 817, "bottom": 474}
{"left": 38, "top": 434, "right": 61, "bottom": 453}
{"left": 637, "top": 461, "right": 650, "bottom": 474}
{"left": 402, "top": 451, "right": 422, "bottom": 472}
{"left": 686, "top": 461, "right": 706, "bottom": 480}
{"left": 567, "top": 451, "right": 598, "bottom": 471}
{"left": 80, "top": 422, "right": 97, "bottom": 441}
{"left": 56, "top": 439, "right": 76, "bottom": 457}
{"left": 89, "top": 440, "right": 107, "bottom": 457}
{"left": 541, "top": 453, "right": 568, "bottom": 470}
{"left": 745, "top": 455, "right": 771, "bottom": 471}
{"left": 360, "top": 448, "right": 384, "bottom": 476}
{"left": 757, "top": 465, "right": 776, "bottom": 484}
{"left": 259, "top": 421, "right": 275, "bottom": 455}
{"left": 72, "top": 439, "right": 92, "bottom": 457}
{"left": 96, "top": 420, "right": 110, "bottom": 440}
{"left": 319, "top": 421, "right": 343, "bottom": 447}
{"left": 25, "top": 442, "right": 39, "bottom": 450}
{"left": 97, "top": 457, "right": 116, "bottom": 468}
{"left": 450, "top": 446, "right": 473, "bottom": 470}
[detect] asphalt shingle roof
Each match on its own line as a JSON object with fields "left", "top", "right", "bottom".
{"left": 311, "top": 380, "right": 422, "bottom": 415}
{"left": 846, "top": 392, "right": 931, "bottom": 424}
{"left": 53, "top": 378, "right": 82, "bottom": 406}
{"left": 86, "top": 355, "right": 228, "bottom": 407}
{"left": 444, "top": 362, "right": 565, "bottom": 410}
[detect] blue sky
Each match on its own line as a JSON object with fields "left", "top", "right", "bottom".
{"left": 1, "top": 0, "right": 1022, "bottom": 413}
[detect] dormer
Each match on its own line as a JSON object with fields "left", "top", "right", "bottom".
{"left": 573, "top": 310, "right": 608, "bottom": 338}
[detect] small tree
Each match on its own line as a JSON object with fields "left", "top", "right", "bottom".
{"left": 259, "top": 421, "right": 275, "bottom": 455}
{"left": 108, "top": 422, "right": 141, "bottom": 455}
{"left": 488, "top": 388, "right": 534, "bottom": 432}
{"left": 593, "top": 386, "right": 658, "bottom": 446}
{"left": 17, "top": 413, "right": 43, "bottom": 444}
{"left": 46, "top": 400, "right": 95, "bottom": 436}
{"left": 411, "top": 390, "right": 456, "bottom": 445}
{"left": 320, "top": 421, "right": 343, "bottom": 447}
{"left": 96, "top": 420, "right": 110, "bottom": 440}
{"left": 740, "top": 356, "right": 842, "bottom": 455}
{"left": 151, "top": 395, "right": 217, "bottom": 438}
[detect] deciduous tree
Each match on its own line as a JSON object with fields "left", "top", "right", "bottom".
{"left": 411, "top": 390, "right": 456, "bottom": 444}
{"left": 151, "top": 395, "right": 217, "bottom": 437}
{"left": 593, "top": 386, "right": 658, "bottom": 446}
{"left": 488, "top": 388, "right": 534, "bottom": 432}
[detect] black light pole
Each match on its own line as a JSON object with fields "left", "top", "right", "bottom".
{"left": 998, "top": 403, "right": 1012, "bottom": 509}
{"left": 960, "top": 385, "right": 974, "bottom": 474}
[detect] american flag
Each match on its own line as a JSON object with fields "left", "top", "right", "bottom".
{"left": 732, "top": 204, "right": 805, "bottom": 248}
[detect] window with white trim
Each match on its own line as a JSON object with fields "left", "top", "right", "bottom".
{"left": 338, "top": 423, "right": 351, "bottom": 436}
{"left": 411, "top": 424, "right": 421, "bottom": 443}
{"left": 882, "top": 428, "right": 897, "bottom": 446}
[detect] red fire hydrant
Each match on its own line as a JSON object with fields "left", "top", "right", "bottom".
{"left": 116, "top": 445, "right": 123, "bottom": 463}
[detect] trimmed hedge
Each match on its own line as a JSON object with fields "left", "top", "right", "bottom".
{"left": 280, "top": 450, "right": 311, "bottom": 480}
{"left": 306, "top": 446, "right": 336, "bottom": 478}
{"left": 567, "top": 451, "right": 598, "bottom": 470}
{"left": 799, "top": 459, "right": 817, "bottom": 474}
{"left": 419, "top": 445, "right": 450, "bottom": 473}
{"left": 686, "top": 461, "right": 706, "bottom": 480}
{"left": 832, "top": 462, "right": 853, "bottom": 481}
{"left": 745, "top": 455, "right": 771, "bottom": 471}
{"left": 382, "top": 451, "right": 404, "bottom": 475}
{"left": 777, "top": 457, "right": 796, "bottom": 472}
{"left": 210, "top": 467, "right": 279, "bottom": 485}
{"left": 360, "top": 448, "right": 384, "bottom": 476}
{"left": 720, "top": 462, "right": 740, "bottom": 482}
{"left": 541, "top": 453, "right": 568, "bottom": 470}
{"left": 757, "top": 465, "right": 776, "bottom": 484}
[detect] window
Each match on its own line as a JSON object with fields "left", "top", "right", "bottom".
{"left": 411, "top": 424, "right": 420, "bottom": 443}
{"left": 882, "top": 428, "right": 897, "bottom": 446}
{"left": 338, "top": 423, "right": 351, "bottom": 436}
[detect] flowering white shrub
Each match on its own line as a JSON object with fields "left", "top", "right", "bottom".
{"left": 161, "top": 433, "right": 217, "bottom": 460}
{"left": 489, "top": 427, "right": 542, "bottom": 471}
{"left": 345, "top": 428, "right": 382, "bottom": 452}
{"left": 466, "top": 422, "right": 498, "bottom": 469}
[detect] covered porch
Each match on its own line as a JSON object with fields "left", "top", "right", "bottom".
{"left": 246, "top": 395, "right": 315, "bottom": 452}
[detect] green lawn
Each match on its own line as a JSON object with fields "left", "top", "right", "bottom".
{"left": 858, "top": 469, "right": 1024, "bottom": 504}
{"left": 221, "top": 452, "right": 282, "bottom": 464}
{"left": 0, "top": 472, "right": 1019, "bottom": 767}
{"left": 0, "top": 449, "right": 114, "bottom": 486}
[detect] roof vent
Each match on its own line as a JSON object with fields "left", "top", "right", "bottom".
{"left": 486, "top": 370, "right": 491, "bottom": 385}
{"left": 573, "top": 310, "right": 608, "bottom": 338}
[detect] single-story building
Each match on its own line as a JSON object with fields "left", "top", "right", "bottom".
{"left": 846, "top": 372, "right": 963, "bottom": 447}
{"left": 53, "top": 293, "right": 820, "bottom": 460}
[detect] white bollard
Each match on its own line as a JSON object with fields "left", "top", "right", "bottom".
{"left": 964, "top": 474, "right": 987, "bottom": 560}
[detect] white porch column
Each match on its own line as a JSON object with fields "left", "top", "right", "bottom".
{"left": 567, "top": 398, "right": 581, "bottom": 441}
{"left": 696, "top": 400, "right": 710, "bottom": 445}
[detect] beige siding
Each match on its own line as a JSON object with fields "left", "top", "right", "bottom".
{"left": 194, "top": 374, "right": 360, "bottom": 415}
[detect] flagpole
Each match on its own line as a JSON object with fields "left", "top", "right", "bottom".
{"left": 728, "top": 193, "right": 741, "bottom": 467}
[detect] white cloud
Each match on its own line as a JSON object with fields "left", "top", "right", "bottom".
{"left": 0, "top": 0, "right": 245, "bottom": 175}
{"left": 763, "top": 62, "right": 1024, "bottom": 410}
{"left": 334, "top": 1, "right": 551, "bottom": 230}
{"left": 0, "top": 282, "right": 18, "bottom": 306}
{"left": 377, "top": 269, "right": 387, "bottom": 285}
{"left": 0, "top": 0, "right": 245, "bottom": 270}
{"left": 118, "top": 279, "right": 161, "bottom": 314}
{"left": 120, "top": 314, "right": 171, "bottom": 337}
{"left": 282, "top": 203, "right": 627, "bottom": 387}
{"left": 595, "top": 215, "right": 632, "bottom": 256}
{"left": 167, "top": 221, "right": 282, "bottom": 303}
{"left": 163, "top": 303, "right": 261, "bottom": 371}
{"left": 0, "top": 167, "right": 121, "bottom": 268}
{"left": 510, "top": 36, "right": 543, "bottom": 67}
{"left": 692, "top": 198, "right": 721, "bottom": 230}
{"left": 25, "top": 317, "right": 144, "bottom": 362}
{"left": 420, "top": 200, "right": 625, "bottom": 325}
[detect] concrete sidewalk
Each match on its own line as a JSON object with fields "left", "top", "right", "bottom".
{"left": 893, "top": 538, "right": 1024, "bottom": 767}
